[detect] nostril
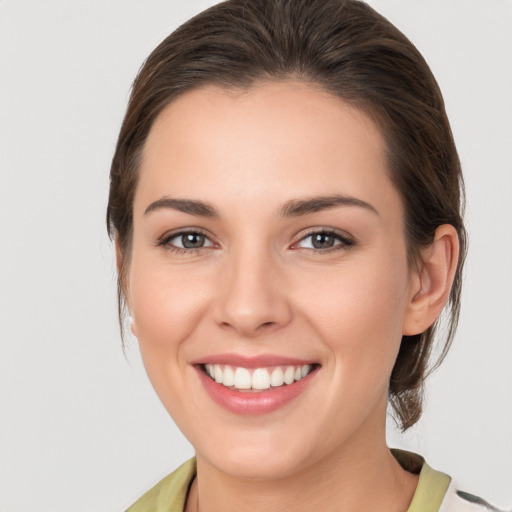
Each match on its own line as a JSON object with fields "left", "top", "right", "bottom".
{"left": 254, "top": 321, "right": 278, "bottom": 332}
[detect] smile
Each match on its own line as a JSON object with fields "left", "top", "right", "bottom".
{"left": 203, "top": 364, "right": 314, "bottom": 391}
{"left": 194, "top": 357, "right": 320, "bottom": 415}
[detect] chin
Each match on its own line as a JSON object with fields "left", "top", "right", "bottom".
{"left": 207, "top": 448, "right": 310, "bottom": 481}
{"left": 192, "top": 424, "right": 324, "bottom": 481}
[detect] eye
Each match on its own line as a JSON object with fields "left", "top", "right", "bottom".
{"left": 158, "top": 230, "right": 215, "bottom": 251}
{"left": 294, "top": 230, "right": 354, "bottom": 251}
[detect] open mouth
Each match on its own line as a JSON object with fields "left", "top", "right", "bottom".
{"left": 202, "top": 363, "right": 319, "bottom": 392}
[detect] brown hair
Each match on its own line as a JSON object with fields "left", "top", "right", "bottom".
{"left": 107, "top": 0, "right": 466, "bottom": 431}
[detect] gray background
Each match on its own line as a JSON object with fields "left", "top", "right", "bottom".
{"left": 1, "top": 1, "right": 511, "bottom": 510}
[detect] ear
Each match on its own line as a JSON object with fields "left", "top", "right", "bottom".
{"left": 115, "top": 239, "right": 137, "bottom": 338}
{"left": 115, "top": 238, "right": 124, "bottom": 278}
{"left": 402, "top": 224, "right": 460, "bottom": 336}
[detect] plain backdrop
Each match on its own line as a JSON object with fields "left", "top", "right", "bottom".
{"left": 1, "top": 1, "right": 511, "bottom": 510}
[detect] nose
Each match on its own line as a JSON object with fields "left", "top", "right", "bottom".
{"left": 213, "top": 247, "right": 292, "bottom": 337}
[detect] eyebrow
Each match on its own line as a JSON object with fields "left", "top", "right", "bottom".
{"left": 280, "top": 195, "right": 379, "bottom": 217}
{"left": 143, "top": 194, "right": 379, "bottom": 218}
{"left": 144, "top": 197, "right": 219, "bottom": 217}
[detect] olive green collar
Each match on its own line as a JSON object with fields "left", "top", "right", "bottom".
{"left": 392, "top": 449, "right": 451, "bottom": 512}
{"left": 127, "top": 451, "right": 451, "bottom": 512}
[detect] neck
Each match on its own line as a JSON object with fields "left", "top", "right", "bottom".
{"left": 186, "top": 425, "right": 418, "bottom": 512}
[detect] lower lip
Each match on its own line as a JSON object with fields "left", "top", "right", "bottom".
{"left": 195, "top": 366, "right": 318, "bottom": 415}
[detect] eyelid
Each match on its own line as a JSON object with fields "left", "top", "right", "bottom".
{"left": 156, "top": 227, "right": 217, "bottom": 251}
{"left": 290, "top": 227, "right": 355, "bottom": 251}
{"left": 155, "top": 226, "right": 354, "bottom": 253}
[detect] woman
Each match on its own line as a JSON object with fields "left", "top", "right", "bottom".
{"left": 107, "top": 0, "right": 500, "bottom": 510}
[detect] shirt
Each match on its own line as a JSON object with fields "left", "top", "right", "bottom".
{"left": 126, "top": 450, "right": 503, "bottom": 512}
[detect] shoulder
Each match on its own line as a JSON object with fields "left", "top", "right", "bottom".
{"left": 392, "top": 449, "right": 506, "bottom": 512}
{"left": 439, "top": 483, "right": 508, "bottom": 512}
{"left": 125, "top": 458, "right": 196, "bottom": 512}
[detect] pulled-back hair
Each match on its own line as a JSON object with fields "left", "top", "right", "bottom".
{"left": 107, "top": 0, "right": 466, "bottom": 431}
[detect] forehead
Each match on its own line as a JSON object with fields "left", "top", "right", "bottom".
{"left": 135, "top": 81, "right": 400, "bottom": 220}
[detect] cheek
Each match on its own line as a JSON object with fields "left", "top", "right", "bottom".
{"left": 298, "top": 254, "right": 410, "bottom": 373}
{"left": 133, "top": 278, "right": 204, "bottom": 339}
{"left": 127, "top": 254, "right": 213, "bottom": 369}
{"left": 127, "top": 262, "right": 216, "bottom": 424}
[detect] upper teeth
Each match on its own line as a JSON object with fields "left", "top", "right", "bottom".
{"left": 204, "top": 364, "right": 312, "bottom": 391}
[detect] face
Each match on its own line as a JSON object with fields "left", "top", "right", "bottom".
{"left": 126, "top": 82, "right": 417, "bottom": 479}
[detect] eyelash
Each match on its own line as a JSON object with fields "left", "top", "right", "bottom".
{"left": 292, "top": 229, "right": 355, "bottom": 253}
{"left": 156, "top": 229, "right": 215, "bottom": 255}
{"left": 156, "top": 228, "right": 355, "bottom": 254}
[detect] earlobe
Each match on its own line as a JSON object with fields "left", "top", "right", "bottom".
{"left": 402, "top": 225, "right": 459, "bottom": 336}
{"left": 128, "top": 315, "right": 138, "bottom": 338}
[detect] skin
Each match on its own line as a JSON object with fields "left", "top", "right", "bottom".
{"left": 123, "top": 81, "right": 458, "bottom": 512}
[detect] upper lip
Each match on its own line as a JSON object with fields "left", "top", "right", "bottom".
{"left": 190, "top": 353, "right": 318, "bottom": 368}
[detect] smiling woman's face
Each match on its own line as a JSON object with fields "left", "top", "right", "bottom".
{"left": 126, "top": 81, "right": 418, "bottom": 479}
